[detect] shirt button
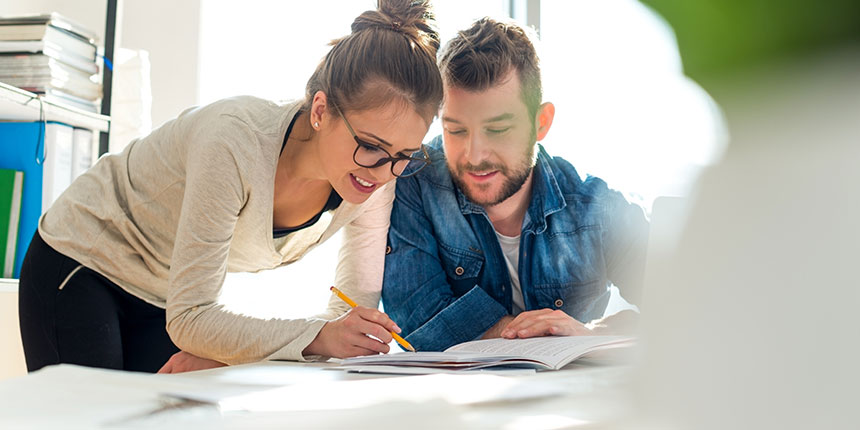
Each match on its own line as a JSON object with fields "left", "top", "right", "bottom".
{"left": 455, "top": 266, "right": 465, "bottom": 276}
{"left": 554, "top": 299, "right": 564, "bottom": 308}
{"left": 385, "top": 245, "right": 392, "bottom": 255}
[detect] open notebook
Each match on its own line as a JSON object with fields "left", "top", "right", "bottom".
{"left": 339, "top": 335, "right": 635, "bottom": 374}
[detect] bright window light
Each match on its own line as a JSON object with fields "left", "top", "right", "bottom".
{"left": 540, "top": 0, "right": 726, "bottom": 209}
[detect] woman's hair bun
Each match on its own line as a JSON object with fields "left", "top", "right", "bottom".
{"left": 303, "top": 0, "right": 444, "bottom": 123}
{"left": 351, "top": 0, "right": 439, "bottom": 52}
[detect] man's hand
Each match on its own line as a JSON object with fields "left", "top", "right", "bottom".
{"left": 157, "top": 351, "right": 226, "bottom": 374}
{"left": 481, "top": 315, "right": 515, "bottom": 339}
{"left": 500, "top": 309, "right": 593, "bottom": 339}
{"left": 482, "top": 309, "right": 641, "bottom": 340}
{"left": 303, "top": 306, "right": 400, "bottom": 358}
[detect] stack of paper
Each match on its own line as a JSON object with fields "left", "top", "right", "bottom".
{"left": 0, "top": 13, "right": 101, "bottom": 112}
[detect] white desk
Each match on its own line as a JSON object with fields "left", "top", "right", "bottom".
{"left": 0, "top": 360, "right": 635, "bottom": 429}
{"left": 0, "top": 278, "right": 25, "bottom": 380}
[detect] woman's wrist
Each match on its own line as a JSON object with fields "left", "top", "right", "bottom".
{"left": 302, "top": 321, "right": 330, "bottom": 357}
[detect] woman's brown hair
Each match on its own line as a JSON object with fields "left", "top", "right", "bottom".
{"left": 303, "top": 0, "right": 444, "bottom": 123}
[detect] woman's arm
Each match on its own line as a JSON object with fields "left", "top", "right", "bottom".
{"left": 303, "top": 182, "right": 401, "bottom": 358}
{"left": 163, "top": 121, "right": 329, "bottom": 365}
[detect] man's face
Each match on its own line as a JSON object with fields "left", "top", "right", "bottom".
{"left": 441, "top": 71, "right": 537, "bottom": 207}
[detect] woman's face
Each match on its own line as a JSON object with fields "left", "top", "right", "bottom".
{"left": 319, "top": 102, "right": 429, "bottom": 204}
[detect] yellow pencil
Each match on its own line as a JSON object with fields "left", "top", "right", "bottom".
{"left": 330, "top": 286, "right": 416, "bottom": 352}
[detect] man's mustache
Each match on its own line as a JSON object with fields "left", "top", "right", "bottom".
{"left": 458, "top": 162, "right": 507, "bottom": 174}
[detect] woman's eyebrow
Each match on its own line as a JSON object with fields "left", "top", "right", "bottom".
{"left": 358, "top": 131, "right": 393, "bottom": 147}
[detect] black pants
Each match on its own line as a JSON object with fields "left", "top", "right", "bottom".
{"left": 18, "top": 232, "right": 179, "bottom": 373}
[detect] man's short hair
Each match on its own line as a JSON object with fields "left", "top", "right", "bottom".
{"left": 438, "top": 17, "right": 542, "bottom": 119}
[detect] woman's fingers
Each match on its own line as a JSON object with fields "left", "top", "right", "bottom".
{"left": 321, "top": 307, "right": 395, "bottom": 357}
{"left": 348, "top": 329, "right": 391, "bottom": 354}
{"left": 304, "top": 306, "right": 407, "bottom": 358}
{"left": 354, "top": 306, "right": 401, "bottom": 333}
{"left": 341, "top": 308, "right": 394, "bottom": 343}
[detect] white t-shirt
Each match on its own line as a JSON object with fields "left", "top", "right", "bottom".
{"left": 494, "top": 231, "right": 525, "bottom": 315}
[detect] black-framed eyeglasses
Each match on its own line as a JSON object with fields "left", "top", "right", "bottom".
{"left": 335, "top": 107, "right": 430, "bottom": 178}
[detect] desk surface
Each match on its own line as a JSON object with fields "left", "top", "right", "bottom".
{"left": 0, "top": 359, "right": 635, "bottom": 429}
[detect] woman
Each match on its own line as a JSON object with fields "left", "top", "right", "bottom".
{"left": 17, "top": 0, "right": 443, "bottom": 373}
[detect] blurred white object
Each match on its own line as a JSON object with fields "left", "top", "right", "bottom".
{"left": 108, "top": 48, "right": 152, "bottom": 154}
{"left": 633, "top": 47, "right": 860, "bottom": 430}
{"left": 540, "top": 0, "right": 728, "bottom": 208}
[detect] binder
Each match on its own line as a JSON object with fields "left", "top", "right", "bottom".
{"left": 40, "top": 122, "right": 74, "bottom": 212}
{"left": 0, "top": 169, "right": 23, "bottom": 278}
{"left": 0, "top": 121, "right": 62, "bottom": 277}
{"left": 71, "top": 128, "right": 93, "bottom": 180}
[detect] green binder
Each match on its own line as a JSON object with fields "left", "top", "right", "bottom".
{"left": 0, "top": 169, "right": 24, "bottom": 278}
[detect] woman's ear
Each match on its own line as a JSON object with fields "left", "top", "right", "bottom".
{"left": 534, "top": 102, "right": 555, "bottom": 141}
{"left": 310, "top": 91, "right": 328, "bottom": 130}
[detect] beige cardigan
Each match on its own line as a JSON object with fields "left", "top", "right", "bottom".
{"left": 39, "top": 96, "right": 394, "bottom": 363}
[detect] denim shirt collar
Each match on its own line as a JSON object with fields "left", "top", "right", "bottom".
{"left": 453, "top": 144, "right": 567, "bottom": 234}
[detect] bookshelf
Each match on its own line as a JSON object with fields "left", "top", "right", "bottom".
{"left": 1, "top": 2, "right": 117, "bottom": 280}
{"left": 0, "top": 81, "right": 109, "bottom": 132}
{"left": 0, "top": 83, "right": 110, "bottom": 281}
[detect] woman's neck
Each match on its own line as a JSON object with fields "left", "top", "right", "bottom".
{"left": 278, "top": 111, "right": 324, "bottom": 183}
{"left": 272, "top": 111, "right": 333, "bottom": 228}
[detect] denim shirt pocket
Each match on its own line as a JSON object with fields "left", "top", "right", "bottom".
{"left": 532, "top": 279, "right": 608, "bottom": 321}
{"left": 438, "top": 243, "right": 484, "bottom": 297}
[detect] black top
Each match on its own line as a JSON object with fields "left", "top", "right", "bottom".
{"left": 273, "top": 111, "right": 343, "bottom": 238}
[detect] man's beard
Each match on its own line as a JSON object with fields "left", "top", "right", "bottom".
{"left": 450, "top": 141, "right": 536, "bottom": 207}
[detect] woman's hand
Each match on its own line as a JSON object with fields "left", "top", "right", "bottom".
{"left": 303, "top": 306, "right": 401, "bottom": 358}
{"left": 157, "top": 351, "right": 227, "bottom": 374}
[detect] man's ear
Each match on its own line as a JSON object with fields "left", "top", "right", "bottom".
{"left": 310, "top": 91, "right": 328, "bottom": 129}
{"left": 534, "top": 102, "right": 555, "bottom": 141}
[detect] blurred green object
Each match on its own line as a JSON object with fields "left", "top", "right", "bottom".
{"left": 640, "top": 0, "right": 860, "bottom": 79}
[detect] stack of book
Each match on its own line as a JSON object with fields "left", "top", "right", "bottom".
{"left": 0, "top": 13, "right": 101, "bottom": 112}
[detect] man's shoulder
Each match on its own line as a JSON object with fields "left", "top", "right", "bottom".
{"left": 538, "top": 146, "right": 606, "bottom": 195}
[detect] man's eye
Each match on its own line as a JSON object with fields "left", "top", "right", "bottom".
{"left": 487, "top": 127, "right": 510, "bottom": 134}
{"left": 446, "top": 129, "right": 466, "bottom": 136}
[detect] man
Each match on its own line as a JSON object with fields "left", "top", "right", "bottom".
{"left": 382, "top": 17, "right": 650, "bottom": 352}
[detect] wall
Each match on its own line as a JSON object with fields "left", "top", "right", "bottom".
{"left": 119, "top": 0, "right": 200, "bottom": 128}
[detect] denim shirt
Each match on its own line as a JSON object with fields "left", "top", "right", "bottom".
{"left": 382, "top": 136, "right": 650, "bottom": 352}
